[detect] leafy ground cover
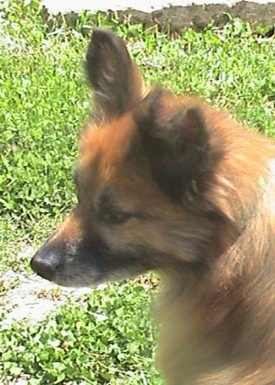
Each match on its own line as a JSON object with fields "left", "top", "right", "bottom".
{"left": 0, "top": 0, "right": 274, "bottom": 384}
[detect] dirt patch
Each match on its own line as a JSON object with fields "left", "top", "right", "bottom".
{"left": 43, "top": 2, "right": 275, "bottom": 35}
{"left": 146, "top": 2, "right": 275, "bottom": 33}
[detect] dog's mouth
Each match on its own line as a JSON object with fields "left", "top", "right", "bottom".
{"left": 30, "top": 238, "right": 154, "bottom": 288}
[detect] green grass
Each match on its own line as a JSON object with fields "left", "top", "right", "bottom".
{"left": 1, "top": 281, "right": 160, "bottom": 385}
{"left": 0, "top": 0, "right": 275, "bottom": 384}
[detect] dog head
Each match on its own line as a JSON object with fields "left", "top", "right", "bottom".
{"left": 31, "top": 29, "right": 234, "bottom": 287}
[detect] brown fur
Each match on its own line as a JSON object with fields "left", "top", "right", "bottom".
{"left": 31, "top": 28, "right": 275, "bottom": 384}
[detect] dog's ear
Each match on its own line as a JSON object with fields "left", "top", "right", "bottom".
{"left": 135, "top": 89, "right": 221, "bottom": 203}
{"left": 86, "top": 28, "right": 144, "bottom": 121}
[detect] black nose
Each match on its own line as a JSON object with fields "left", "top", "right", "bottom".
{"left": 30, "top": 240, "right": 64, "bottom": 281}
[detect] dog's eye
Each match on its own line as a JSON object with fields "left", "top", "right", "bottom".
{"left": 104, "top": 210, "right": 134, "bottom": 225}
{"left": 96, "top": 189, "right": 135, "bottom": 225}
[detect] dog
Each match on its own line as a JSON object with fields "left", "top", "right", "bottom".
{"left": 31, "top": 28, "right": 275, "bottom": 384}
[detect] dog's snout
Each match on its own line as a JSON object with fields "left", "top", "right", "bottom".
{"left": 31, "top": 240, "right": 65, "bottom": 282}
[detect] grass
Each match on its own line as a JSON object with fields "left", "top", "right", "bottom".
{"left": 0, "top": 0, "right": 274, "bottom": 384}
{"left": 1, "top": 281, "right": 160, "bottom": 385}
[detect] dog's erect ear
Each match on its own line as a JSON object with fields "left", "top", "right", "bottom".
{"left": 86, "top": 28, "right": 144, "bottom": 121}
{"left": 135, "top": 89, "right": 221, "bottom": 203}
